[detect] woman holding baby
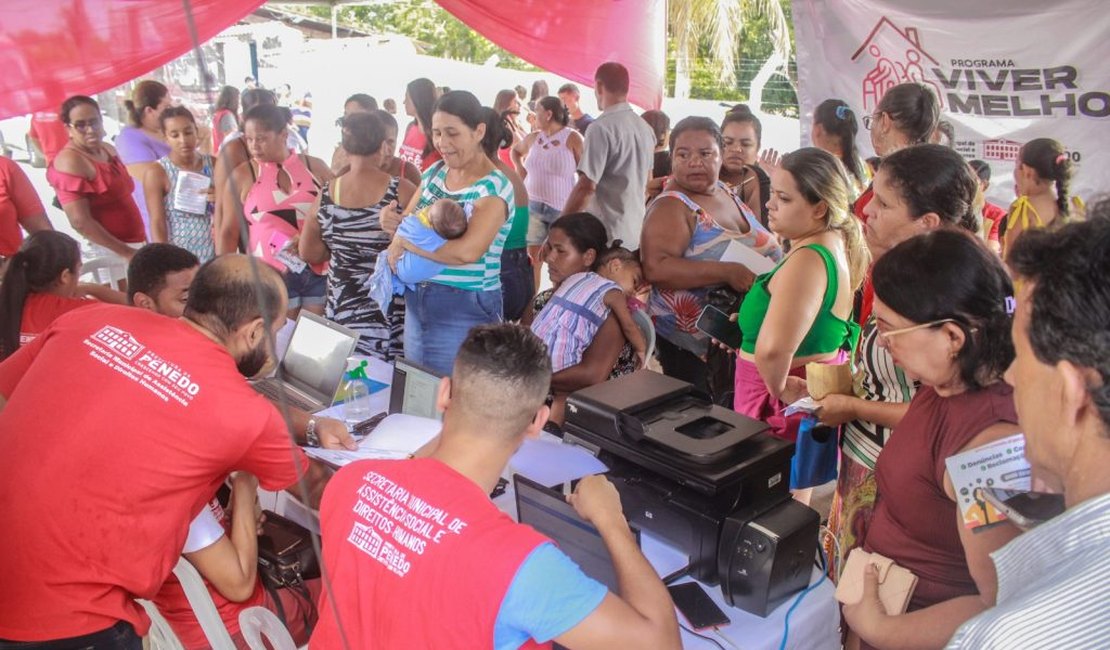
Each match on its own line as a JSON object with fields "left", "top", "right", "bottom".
{"left": 384, "top": 91, "right": 516, "bottom": 375}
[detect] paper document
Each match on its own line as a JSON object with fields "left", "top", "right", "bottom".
{"left": 171, "top": 170, "right": 211, "bottom": 215}
{"left": 305, "top": 413, "right": 442, "bottom": 468}
{"left": 784, "top": 396, "right": 821, "bottom": 416}
{"left": 509, "top": 438, "right": 609, "bottom": 487}
{"left": 721, "top": 239, "right": 777, "bottom": 275}
{"left": 945, "top": 433, "right": 1031, "bottom": 529}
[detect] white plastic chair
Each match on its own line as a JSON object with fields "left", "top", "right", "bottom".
{"left": 138, "top": 558, "right": 236, "bottom": 650}
{"left": 80, "top": 255, "right": 124, "bottom": 290}
{"left": 632, "top": 309, "right": 656, "bottom": 362}
{"left": 238, "top": 606, "right": 303, "bottom": 650}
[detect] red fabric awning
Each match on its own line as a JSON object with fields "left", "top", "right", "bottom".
{"left": 0, "top": 0, "right": 266, "bottom": 119}
{"left": 0, "top": 0, "right": 665, "bottom": 119}
{"left": 436, "top": 0, "right": 666, "bottom": 109}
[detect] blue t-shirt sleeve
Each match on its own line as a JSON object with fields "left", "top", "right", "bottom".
{"left": 493, "top": 543, "right": 608, "bottom": 649}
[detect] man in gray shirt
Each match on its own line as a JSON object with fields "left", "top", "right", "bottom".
{"left": 562, "top": 62, "right": 656, "bottom": 246}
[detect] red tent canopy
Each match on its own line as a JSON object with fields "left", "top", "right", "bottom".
{"left": 0, "top": 0, "right": 665, "bottom": 119}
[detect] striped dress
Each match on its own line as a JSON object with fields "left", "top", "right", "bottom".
{"left": 317, "top": 177, "right": 403, "bottom": 361}
{"left": 413, "top": 161, "right": 515, "bottom": 291}
{"left": 530, "top": 272, "right": 619, "bottom": 372}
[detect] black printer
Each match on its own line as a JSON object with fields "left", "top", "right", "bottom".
{"left": 563, "top": 371, "right": 819, "bottom": 616}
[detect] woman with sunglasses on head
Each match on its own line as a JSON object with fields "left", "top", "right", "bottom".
{"left": 840, "top": 229, "right": 1021, "bottom": 650}
{"left": 814, "top": 144, "right": 982, "bottom": 580}
{"left": 47, "top": 96, "right": 147, "bottom": 283}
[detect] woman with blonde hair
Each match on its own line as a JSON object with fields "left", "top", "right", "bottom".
{"left": 732, "top": 148, "right": 869, "bottom": 494}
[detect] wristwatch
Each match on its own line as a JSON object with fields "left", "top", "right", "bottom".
{"left": 306, "top": 417, "right": 320, "bottom": 448}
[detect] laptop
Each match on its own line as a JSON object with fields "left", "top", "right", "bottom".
{"left": 514, "top": 474, "right": 641, "bottom": 593}
{"left": 252, "top": 312, "right": 360, "bottom": 412}
{"left": 388, "top": 357, "right": 445, "bottom": 421}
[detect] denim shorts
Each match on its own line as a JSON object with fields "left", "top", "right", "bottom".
{"left": 526, "top": 200, "right": 563, "bottom": 246}
{"left": 283, "top": 265, "right": 327, "bottom": 308}
{"left": 404, "top": 282, "right": 503, "bottom": 376}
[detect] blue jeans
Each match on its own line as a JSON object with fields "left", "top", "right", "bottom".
{"left": 500, "top": 248, "right": 534, "bottom": 322}
{"left": 526, "top": 200, "right": 563, "bottom": 245}
{"left": 404, "top": 282, "right": 503, "bottom": 375}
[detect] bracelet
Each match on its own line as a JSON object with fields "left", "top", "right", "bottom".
{"left": 306, "top": 417, "right": 320, "bottom": 448}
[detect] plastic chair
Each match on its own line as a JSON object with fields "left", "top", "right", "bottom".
{"left": 632, "top": 309, "right": 656, "bottom": 362}
{"left": 136, "top": 598, "right": 186, "bottom": 650}
{"left": 238, "top": 606, "right": 302, "bottom": 650}
{"left": 138, "top": 558, "right": 237, "bottom": 650}
{"left": 80, "top": 255, "right": 124, "bottom": 291}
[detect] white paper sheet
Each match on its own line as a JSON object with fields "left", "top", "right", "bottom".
{"left": 945, "top": 433, "right": 1031, "bottom": 529}
{"left": 171, "top": 170, "right": 211, "bottom": 215}
{"left": 508, "top": 438, "right": 609, "bottom": 486}
{"left": 720, "top": 239, "right": 777, "bottom": 274}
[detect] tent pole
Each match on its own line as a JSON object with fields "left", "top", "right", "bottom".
{"left": 331, "top": 5, "right": 338, "bottom": 38}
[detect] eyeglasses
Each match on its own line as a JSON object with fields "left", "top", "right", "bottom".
{"left": 877, "top": 318, "right": 974, "bottom": 341}
{"left": 862, "top": 112, "right": 881, "bottom": 130}
{"left": 69, "top": 118, "right": 101, "bottom": 132}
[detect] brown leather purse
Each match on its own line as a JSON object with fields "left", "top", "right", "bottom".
{"left": 835, "top": 548, "right": 919, "bottom": 615}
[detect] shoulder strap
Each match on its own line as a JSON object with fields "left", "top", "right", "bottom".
{"left": 655, "top": 189, "right": 701, "bottom": 214}
{"left": 801, "top": 244, "right": 840, "bottom": 312}
{"left": 332, "top": 176, "right": 342, "bottom": 205}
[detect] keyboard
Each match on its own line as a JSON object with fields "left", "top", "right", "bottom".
{"left": 253, "top": 379, "right": 320, "bottom": 411}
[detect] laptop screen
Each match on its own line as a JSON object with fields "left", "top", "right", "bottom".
{"left": 389, "top": 358, "right": 444, "bottom": 420}
{"left": 514, "top": 474, "right": 639, "bottom": 593}
{"left": 280, "top": 314, "right": 358, "bottom": 401}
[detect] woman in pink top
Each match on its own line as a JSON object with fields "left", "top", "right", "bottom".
{"left": 512, "top": 96, "right": 583, "bottom": 291}
{"left": 221, "top": 104, "right": 333, "bottom": 319}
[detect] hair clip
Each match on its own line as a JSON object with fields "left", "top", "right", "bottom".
{"left": 1055, "top": 153, "right": 1068, "bottom": 165}
{"left": 835, "top": 105, "right": 850, "bottom": 120}
{"left": 1005, "top": 296, "right": 1016, "bottom": 315}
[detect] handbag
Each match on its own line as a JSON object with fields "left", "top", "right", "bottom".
{"left": 835, "top": 548, "right": 918, "bottom": 615}
{"left": 790, "top": 415, "right": 839, "bottom": 489}
{"left": 256, "top": 510, "right": 320, "bottom": 590}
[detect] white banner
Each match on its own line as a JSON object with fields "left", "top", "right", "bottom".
{"left": 792, "top": 0, "right": 1110, "bottom": 207}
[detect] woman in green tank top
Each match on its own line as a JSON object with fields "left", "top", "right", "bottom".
{"left": 732, "top": 149, "right": 869, "bottom": 498}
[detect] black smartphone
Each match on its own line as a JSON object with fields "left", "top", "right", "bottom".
{"left": 696, "top": 305, "right": 742, "bottom": 351}
{"left": 668, "top": 582, "right": 731, "bottom": 631}
{"left": 980, "top": 488, "right": 1066, "bottom": 529}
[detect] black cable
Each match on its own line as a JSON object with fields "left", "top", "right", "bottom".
{"left": 679, "top": 622, "right": 727, "bottom": 650}
{"left": 178, "top": 2, "right": 350, "bottom": 647}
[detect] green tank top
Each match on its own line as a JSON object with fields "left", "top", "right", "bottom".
{"left": 737, "top": 243, "right": 861, "bottom": 356}
{"left": 503, "top": 204, "right": 529, "bottom": 251}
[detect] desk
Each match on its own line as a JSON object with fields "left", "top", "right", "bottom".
{"left": 272, "top": 356, "right": 839, "bottom": 650}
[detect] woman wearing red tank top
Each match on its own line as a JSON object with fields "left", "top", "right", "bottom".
{"left": 842, "top": 230, "right": 1021, "bottom": 650}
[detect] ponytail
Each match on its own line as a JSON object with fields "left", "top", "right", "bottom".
{"left": 814, "top": 99, "right": 865, "bottom": 188}
{"left": 478, "top": 107, "right": 513, "bottom": 159}
{"left": 0, "top": 232, "right": 81, "bottom": 360}
{"left": 597, "top": 240, "right": 640, "bottom": 267}
{"left": 1054, "top": 163, "right": 1071, "bottom": 218}
{"left": 1018, "top": 138, "right": 1073, "bottom": 218}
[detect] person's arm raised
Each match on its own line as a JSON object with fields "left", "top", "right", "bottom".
{"left": 512, "top": 132, "right": 534, "bottom": 179}
{"left": 556, "top": 475, "right": 681, "bottom": 650}
{"left": 640, "top": 196, "right": 754, "bottom": 293}
{"left": 183, "top": 472, "right": 260, "bottom": 602}
{"left": 399, "top": 195, "right": 506, "bottom": 265}
{"left": 753, "top": 247, "right": 826, "bottom": 401}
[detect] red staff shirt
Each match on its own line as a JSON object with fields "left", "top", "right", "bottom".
{"left": 0, "top": 157, "right": 46, "bottom": 257}
{"left": 0, "top": 304, "right": 306, "bottom": 641}
{"left": 18, "top": 292, "right": 95, "bottom": 346}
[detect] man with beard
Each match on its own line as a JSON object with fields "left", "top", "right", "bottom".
{"left": 0, "top": 254, "right": 330, "bottom": 649}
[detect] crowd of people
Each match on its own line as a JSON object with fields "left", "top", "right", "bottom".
{"left": 0, "top": 56, "right": 1105, "bottom": 650}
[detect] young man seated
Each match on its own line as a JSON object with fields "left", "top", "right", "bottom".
{"left": 312, "top": 324, "right": 681, "bottom": 649}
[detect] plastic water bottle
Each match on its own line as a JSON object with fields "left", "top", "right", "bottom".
{"left": 342, "top": 358, "right": 371, "bottom": 422}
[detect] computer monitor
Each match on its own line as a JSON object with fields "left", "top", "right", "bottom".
{"left": 279, "top": 312, "right": 359, "bottom": 403}
{"left": 389, "top": 358, "right": 444, "bottom": 421}
{"left": 514, "top": 474, "right": 640, "bottom": 593}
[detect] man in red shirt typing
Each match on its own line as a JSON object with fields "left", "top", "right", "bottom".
{"left": 0, "top": 255, "right": 328, "bottom": 649}
{"left": 312, "top": 324, "right": 680, "bottom": 650}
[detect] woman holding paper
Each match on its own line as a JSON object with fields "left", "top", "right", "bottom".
{"left": 640, "top": 116, "right": 781, "bottom": 403}
{"left": 144, "top": 107, "right": 215, "bottom": 262}
{"left": 840, "top": 230, "right": 1020, "bottom": 650}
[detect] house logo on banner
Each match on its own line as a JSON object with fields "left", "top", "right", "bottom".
{"left": 851, "top": 18, "right": 945, "bottom": 112}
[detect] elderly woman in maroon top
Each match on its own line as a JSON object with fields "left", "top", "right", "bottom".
{"left": 842, "top": 230, "right": 1022, "bottom": 650}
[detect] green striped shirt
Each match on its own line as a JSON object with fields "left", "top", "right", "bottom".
{"left": 415, "top": 162, "right": 515, "bottom": 291}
